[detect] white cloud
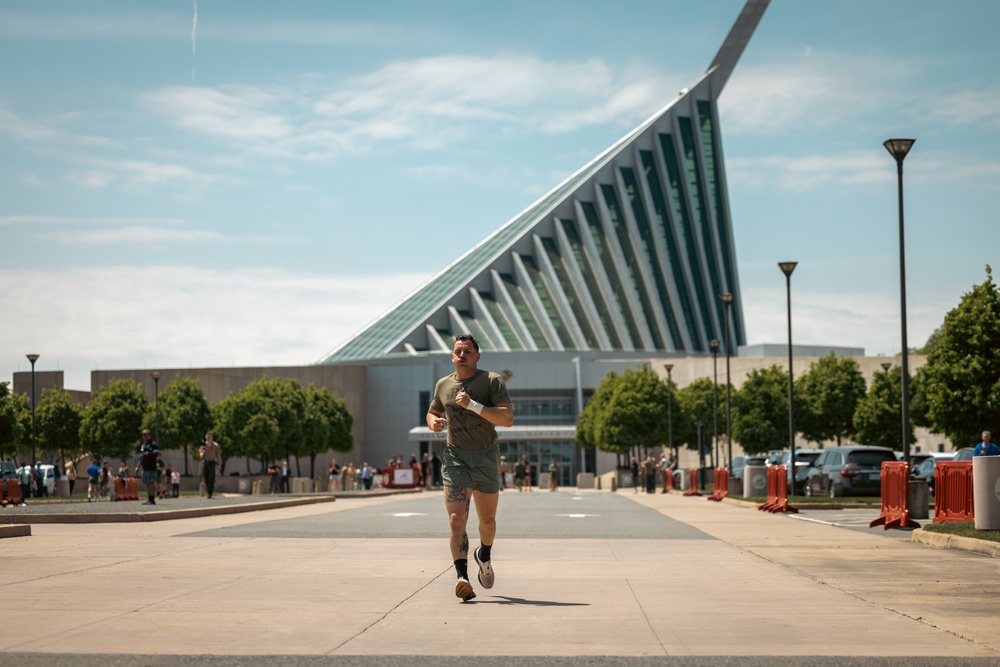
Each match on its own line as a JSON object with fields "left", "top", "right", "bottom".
{"left": 741, "top": 285, "right": 947, "bottom": 356}
{"left": 141, "top": 54, "right": 680, "bottom": 159}
{"left": 0, "top": 11, "right": 400, "bottom": 46}
{"left": 65, "top": 157, "right": 238, "bottom": 197}
{"left": 720, "top": 48, "right": 923, "bottom": 135}
{"left": 0, "top": 266, "right": 432, "bottom": 391}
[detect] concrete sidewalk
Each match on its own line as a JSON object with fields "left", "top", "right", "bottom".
{"left": 1, "top": 490, "right": 998, "bottom": 663}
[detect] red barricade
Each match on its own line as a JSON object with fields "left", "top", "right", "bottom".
{"left": 2, "top": 478, "right": 23, "bottom": 506}
{"left": 127, "top": 478, "right": 139, "bottom": 500}
{"left": 662, "top": 469, "right": 673, "bottom": 493}
{"left": 933, "top": 461, "right": 974, "bottom": 524}
{"left": 758, "top": 465, "right": 798, "bottom": 514}
{"left": 706, "top": 467, "right": 728, "bottom": 501}
{"left": 114, "top": 478, "right": 127, "bottom": 501}
{"left": 870, "top": 461, "right": 920, "bottom": 530}
{"left": 683, "top": 468, "right": 702, "bottom": 496}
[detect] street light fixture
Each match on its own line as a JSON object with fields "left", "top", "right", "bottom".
{"left": 881, "top": 362, "right": 892, "bottom": 373}
{"left": 709, "top": 339, "right": 720, "bottom": 469}
{"left": 719, "top": 293, "right": 734, "bottom": 470}
{"left": 664, "top": 363, "right": 674, "bottom": 474}
{"left": 26, "top": 353, "right": 39, "bottom": 496}
{"left": 151, "top": 372, "right": 161, "bottom": 446}
{"left": 778, "top": 261, "right": 797, "bottom": 492}
{"left": 884, "top": 138, "right": 915, "bottom": 465}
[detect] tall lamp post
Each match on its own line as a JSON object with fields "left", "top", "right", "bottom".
{"left": 719, "top": 293, "right": 734, "bottom": 469}
{"left": 709, "top": 339, "right": 720, "bottom": 469}
{"left": 26, "top": 354, "right": 39, "bottom": 484}
{"left": 571, "top": 357, "right": 584, "bottom": 473}
{"left": 885, "top": 138, "right": 915, "bottom": 465}
{"left": 664, "top": 363, "right": 674, "bottom": 469}
{"left": 778, "top": 262, "right": 797, "bottom": 491}
{"left": 150, "top": 372, "right": 161, "bottom": 446}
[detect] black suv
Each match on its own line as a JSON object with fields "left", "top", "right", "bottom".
{"left": 803, "top": 446, "right": 897, "bottom": 498}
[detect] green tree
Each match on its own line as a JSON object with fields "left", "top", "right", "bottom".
{"left": 853, "top": 366, "right": 916, "bottom": 451}
{"left": 144, "top": 377, "right": 213, "bottom": 475}
{"left": 80, "top": 379, "right": 148, "bottom": 463}
{"left": 732, "top": 365, "right": 788, "bottom": 455}
{"left": 301, "top": 384, "right": 354, "bottom": 477}
{"left": 795, "top": 353, "right": 866, "bottom": 446}
{"left": 35, "top": 388, "right": 83, "bottom": 465}
{"left": 922, "top": 267, "right": 1000, "bottom": 447}
{"left": 0, "top": 382, "right": 28, "bottom": 463}
{"left": 576, "top": 371, "right": 619, "bottom": 454}
{"left": 594, "top": 367, "right": 671, "bottom": 459}
{"left": 675, "top": 377, "right": 725, "bottom": 463}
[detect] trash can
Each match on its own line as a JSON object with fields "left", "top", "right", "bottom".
{"left": 908, "top": 479, "right": 929, "bottom": 520}
{"left": 973, "top": 456, "right": 1000, "bottom": 530}
{"left": 743, "top": 465, "right": 768, "bottom": 498}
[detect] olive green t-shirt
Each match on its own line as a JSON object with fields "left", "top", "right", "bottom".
{"left": 430, "top": 369, "right": 511, "bottom": 451}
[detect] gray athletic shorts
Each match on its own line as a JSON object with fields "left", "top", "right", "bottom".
{"left": 442, "top": 445, "right": 500, "bottom": 494}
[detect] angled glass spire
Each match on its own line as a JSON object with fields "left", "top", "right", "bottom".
{"left": 321, "top": 0, "right": 767, "bottom": 363}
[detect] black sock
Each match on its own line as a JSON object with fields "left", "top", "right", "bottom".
{"left": 454, "top": 559, "right": 468, "bottom": 579}
{"left": 479, "top": 544, "right": 492, "bottom": 562}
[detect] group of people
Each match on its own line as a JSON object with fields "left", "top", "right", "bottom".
{"left": 630, "top": 453, "right": 675, "bottom": 494}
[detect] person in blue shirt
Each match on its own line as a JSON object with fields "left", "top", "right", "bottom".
{"left": 86, "top": 459, "right": 101, "bottom": 502}
{"left": 973, "top": 431, "right": 999, "bottom": 456}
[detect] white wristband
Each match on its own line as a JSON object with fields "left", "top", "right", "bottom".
{"left": 466, "top": 399, "right": 484, "bottom": 415}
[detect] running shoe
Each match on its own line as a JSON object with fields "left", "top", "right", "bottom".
{"left": 455, "top": 576, "right": 476, "bottom": 602}
{"left": 473, "top": 547, "right": 495, "bottom": 589}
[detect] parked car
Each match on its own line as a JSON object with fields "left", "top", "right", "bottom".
{"left": 772, "top": 449, "right": 823, "bottom": 494}
{"left": 1, "top": 460, "right": 16, "bottom": 480}
{"left": 913, "top": 453, "right": 955, "bottom": 495}
{"left": 802, "top": 446, "right": 897, "bottom": 498}
{"left": 15, "top": 464, "right": 55, "bottom": 497}
{"left": 731, "top": 455, "right": 768, "bottom": 480}
{"left": 952, "top": 447, "right": 974, "bottom": 461}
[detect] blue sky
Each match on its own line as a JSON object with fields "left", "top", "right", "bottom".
{"left": 2, "top": 0, "right": 999, "bottom": 391}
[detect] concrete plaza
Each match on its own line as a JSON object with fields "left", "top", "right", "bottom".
{"left": 1, "top": 489, "right": 999, "bottom": 666}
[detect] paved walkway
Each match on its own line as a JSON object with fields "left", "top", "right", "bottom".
{"left": 2, "top": 489, "right": 999, "bottom": 666}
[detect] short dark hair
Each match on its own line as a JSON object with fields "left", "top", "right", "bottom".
{"left": 454, "top": 333, "right": 480, "bottom": 352}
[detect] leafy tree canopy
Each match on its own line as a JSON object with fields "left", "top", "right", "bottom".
{"left": 0, "top": 382, "right": 28, "bottom": 462}
{"left": 733, "top": 365, "right": 788, "bottom": 455}
{"left": 144, "top": 376, "right": 213, "bottom": 460}
{"left": 795, "top": 352, "right": 866, "bottom": 446}
{"left": 80, "top": 379, "right": 148, "bottom": 463}
{"left": 853, "top": 366, "right": 916, "bottom": 450}
{"left": 922, "top": 266, "right": 1000, "bottom": 447}
{"left": 36, "top": 388, "right": 83, "bottom": 464}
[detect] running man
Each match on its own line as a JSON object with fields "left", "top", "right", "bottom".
{"left": 427, "top": 334, "right": 514, "bottom": 602}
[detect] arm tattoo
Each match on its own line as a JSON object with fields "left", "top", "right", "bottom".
{"left": 445, "top": 486, "right": 467, "bottom": 503}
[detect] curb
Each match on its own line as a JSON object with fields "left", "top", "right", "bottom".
{"left": 0, "top": 524, "right": 31, "bottom": 538}
{"left": 910, "top": 528, "right": 1000, "bottom": 558}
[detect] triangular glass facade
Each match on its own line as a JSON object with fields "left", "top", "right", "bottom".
{"left": 322, "top": 0, "right": 768, "bottom": 363}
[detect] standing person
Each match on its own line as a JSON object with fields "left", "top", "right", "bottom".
{"left": 421, "top": 453, "right": 432, "bottom": 489}
{"left": 360, "top": 462, "right": 374, "bottom": 490}
{"left": 548, "top": 459, "right": 559, "bottom": 492}
{"left": 267, "top": 462, "right": 281, "bottom": 494}
{"left": 200, "top": 432, "right": 222, "bottom": 499}
{"left": 660, "top": 452, "right": 675, "bottom": 493}
{"left": 645, "top": 454, "right": 657, "bottom": 494}
{"left": 18, "top": 463, "right": 33, "bottom": 504}
{"left": 34, "top": 462, "right": 45, "bottom": 498}
{"left": 426, "top": 334, "right": 514, "bottom": 602}
{"left": 65, "top": 460, "right": 78, "bottom": 497}
{"left": 513, "top": 456, "right": 527, "bottom": 492}
{"left": 630, "top": 457, "right": 639, "bottom": 494}
{"left": 974, "top": 431, "right": 999, "bottom": 456}
{"left": 86, "top": 460, "right": 100, "bottom": 502}
{"left": 280, "top": 459, "right": 292, "bottom": 493}
{"left": 499, "top": 456, "right": 509, "bottom": 491}
{"left": 134, "top": 429, "right": 160, "bottom": 505}
{"left": 171, "top": 467, "right": 181, "bottom": 497}
{"left": 327, "top": 459, "right": 340, "bottom": 492}
{"left": 431, "top": 452, "right": 443, "bottom": 487}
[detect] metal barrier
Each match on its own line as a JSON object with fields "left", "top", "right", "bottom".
{"left": 2, "top": 478, "right": 23, "bottom": 506}
{"left": 870, "top": 461, "right": 919, "bottom": 530}
{"left": 933, "top": 460, "right": 974, "bottom": 524}
{"left": 757, "top": 465, "right": 798, "bottom": 514}
{"left": 706, "top": 467, "right": 728, "bottom": 501}
{"left": 683, "top": 468, "right": 702, "bottom": 496}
